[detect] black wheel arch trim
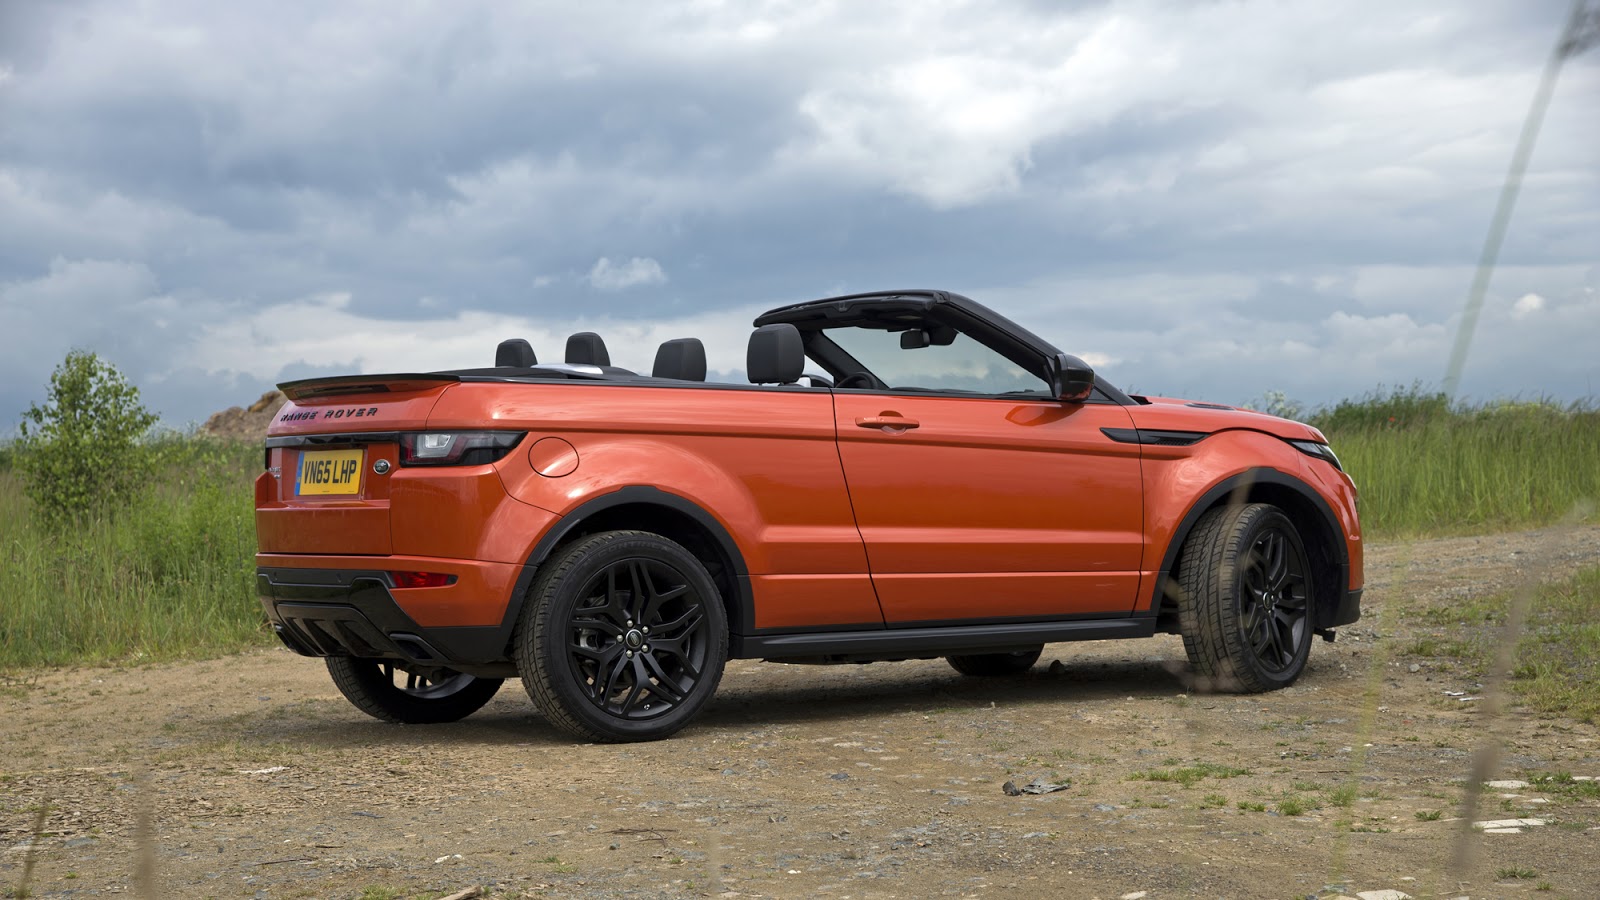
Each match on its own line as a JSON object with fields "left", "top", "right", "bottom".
{"left": 1152, "top": 467, "right": 1353, "bottom": 631}
{"left": 502, "top": 486, "right": 756, "bottom": 647}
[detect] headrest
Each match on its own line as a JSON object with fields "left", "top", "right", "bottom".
{"left": 495, "top": 338, "right": 537, "bottom": 367}
{"left": 565, "top": 332, "right": 611, "bottom": 366}
{"left": 652, "top": 338, "right": 707, "bottom": 381}
{"left": 747, "top": 323, "right": 803, "bottom": 385}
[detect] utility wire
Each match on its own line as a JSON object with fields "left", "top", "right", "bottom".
{"left": 1442, "top": 0, "right": 1597, "bottom": 399}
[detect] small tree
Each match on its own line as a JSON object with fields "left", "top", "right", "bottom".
{"left": 16, "top": 350, "right": 158, "bottom": 527}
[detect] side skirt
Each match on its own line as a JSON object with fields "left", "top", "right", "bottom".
{"left": 733, "top": 617, "right": 1156, "bottom": 662}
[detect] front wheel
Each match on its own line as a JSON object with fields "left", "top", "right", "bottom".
{"left": 325, "top": 657, "right": 503, "bottom": 724}
{"left": 1176, "top": 503, "right": 1315, "bottom": 692}
{"left": 946, "top": 647, "right": 1042, "bottom": 676}
{"left": 516, "top": 530, "right": 728, "bottom": 742}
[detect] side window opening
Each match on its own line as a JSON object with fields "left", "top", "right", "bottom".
{"left": 825, "top": 326, "right": 1051, "bottom": 396}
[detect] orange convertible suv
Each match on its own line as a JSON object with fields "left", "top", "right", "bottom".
{"left": 257, "top": 290, "right": 1362, "bottom": 741}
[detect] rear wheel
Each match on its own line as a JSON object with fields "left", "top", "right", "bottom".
{"left": 946, "top": 647, "right": 1043, "bottom": 676}
{"left": 516, "top": 530, "right": 728, "bottom": 742}
{"left": 325, "top": 657, "right": 503, "bottom": 724}
{"left": 1176, "top": 503, "right": 1314, "bottom": 692}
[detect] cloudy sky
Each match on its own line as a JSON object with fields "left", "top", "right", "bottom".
{"left": 1, "top": 0, "right": 1596, "bottom": 429}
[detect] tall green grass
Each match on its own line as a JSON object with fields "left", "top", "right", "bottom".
{"left": 0, "top": 438, "right": 265, "bottom": 668}
{"left": 1308, "top": 388, "right": 1600, "bottom": 536}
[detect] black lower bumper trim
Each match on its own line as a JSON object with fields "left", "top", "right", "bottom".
{"left": 257, "top": 568, "right": 511, "bottom": 667}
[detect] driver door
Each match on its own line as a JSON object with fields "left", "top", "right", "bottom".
{"left": 825, "top": 330, "right": 1145, "bottom": 624}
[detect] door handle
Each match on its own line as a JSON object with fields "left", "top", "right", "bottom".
{"left": 855, "top": 415, "right": 920, "bottom": 431}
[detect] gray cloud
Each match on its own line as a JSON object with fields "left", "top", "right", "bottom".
{"left": 1, "top": 0, "right": 1596, "bottom": 429}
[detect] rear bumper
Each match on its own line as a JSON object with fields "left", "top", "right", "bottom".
{"left": 257, "top": 565, "right": 521, "bottom": 667}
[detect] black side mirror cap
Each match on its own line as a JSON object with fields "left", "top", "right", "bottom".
{"left": 1052, "top": 352, "right": 1095, "bottom": 403}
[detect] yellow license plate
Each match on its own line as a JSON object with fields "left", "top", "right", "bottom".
{"left": 296, "top": 449, "right": 364, "bottom": 496}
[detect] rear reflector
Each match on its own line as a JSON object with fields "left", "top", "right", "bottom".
{"left": 389, "top": 571, "right": 457, "bottom": 589}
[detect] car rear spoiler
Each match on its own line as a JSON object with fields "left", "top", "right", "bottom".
{"left": 277, "top": 374, "right": 461, "bottom": 401}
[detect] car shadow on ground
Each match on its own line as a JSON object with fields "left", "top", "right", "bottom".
{"left": 216, "top": 654, "right": 1215, "bottom": 752}
{"left": 699, "top": 657, "right": 1194, "bottom": 729}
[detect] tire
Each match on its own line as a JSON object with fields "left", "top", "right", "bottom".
{"left": 946, "top": 646, "right": 1043, "bottom": 676}
{"left": 1176, "top": 503, "right": 1315, "bottom": 693}
{"left": 516, "top": 530, "right": 728, "bottom": 742}
{"left": 325, "top": 657, "right": 503, "bottom": 724}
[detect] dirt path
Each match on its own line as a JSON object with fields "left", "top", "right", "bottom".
{"left": 5, "top": 526, "right": 1600, "bottom": 900}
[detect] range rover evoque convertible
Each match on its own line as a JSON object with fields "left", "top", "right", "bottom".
{"left": 257, "top": 289, "right": 1362, "bottom": 741}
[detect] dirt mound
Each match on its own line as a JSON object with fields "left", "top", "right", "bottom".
{"left": 200, "top": 390, "right": 285, "bottom": 441}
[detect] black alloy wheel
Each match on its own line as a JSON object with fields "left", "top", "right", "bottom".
{"left": 325, "top": 657, "right": 503, "bottom": 724}
{"left": 1176, "top": 503, "right": 1315, "bottom": 692}
{"left": 518, "top": 531, "right": 728, "bottom": 742}
{"left": 1238, "top": 524, "right": 1310, "bottom": 675}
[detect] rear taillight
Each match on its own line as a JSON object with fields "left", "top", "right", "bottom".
{"left": 398, "top": 431, "right": 525, "bottom": 467}
{"left": 390, "top": 571, "right": 457, "bottom": 588}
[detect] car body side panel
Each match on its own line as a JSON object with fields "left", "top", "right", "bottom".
{"left": 427, "top": 382, "right": 884, "bottom": 630}
{"left": 831, "top": 394, "right": 1144, "bottom": 621}
{"left": 389, "top": 469, "right": 557, "bottom": 564}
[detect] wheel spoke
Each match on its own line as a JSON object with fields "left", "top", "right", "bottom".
{"left": 593, "top": 652, "right": 630, "bottom": 705}
{"left": 1263, "top": 533, "right": 1287, "bottom": 587}
{"left": 571, "top": 614, "right": 625, "bottom": 637}
{"left": 571, "top": 639, "right": 624, "bottom": 664}
{"left": 1249, "top": 611, "right": 1274, "bottom": 658}
{"left": 616, "top": 658, "right": 649, "bottom": 714}
{"left": 626, "top": 561, "right": 653, "bottom": 621}
{"left": 652, "top": 606, "right": 705, "bottom": 639}
{"left": 640, "top": 654, "right": 687, "bottom": 705}
{"left": 641, "top": 583, "right": 688, "bottom": 626}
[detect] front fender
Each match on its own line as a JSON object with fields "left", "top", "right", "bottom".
{"left": 1139, "top": 429, "right": 1361, "bottom": 625}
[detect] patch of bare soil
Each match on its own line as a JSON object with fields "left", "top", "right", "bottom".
{"left": 4, "top": 526, "right": 1600, "bottom": 900}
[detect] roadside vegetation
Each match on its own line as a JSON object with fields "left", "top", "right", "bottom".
{"left": 1, "top": 366, "right": 1597, "bottom": 670}
{"left": 1304, "top": 386, "right": 1600, "bottom": 536}
{"left": 0, "top": 353, "right": 261, "bottom": 668}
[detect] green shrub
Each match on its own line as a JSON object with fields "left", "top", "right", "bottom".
{"left": 15, "top": 351, "right": 157, "bottom": 528}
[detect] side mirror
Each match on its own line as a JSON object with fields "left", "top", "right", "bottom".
{"left": 1051, "top": 352, "right": 1095, "bottom": 403}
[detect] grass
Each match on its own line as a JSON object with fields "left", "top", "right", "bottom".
{"left": 1306, "top": 388, "right": 1600, "bottom": 537}
{"left": 1530, "top": 772, "right": 1600, "bottom": 801}
{"left": 0, "top": 437, "right": 266, "bottom": 669}
{"left": 1404, "top": 565, "right": 1600, "bottom": 723}
{"left": 1128, "top": 762, "right": 1250, "bottom": 788}
{"left": 1276, "top": 796, "right": 1311, "bottom": 816}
